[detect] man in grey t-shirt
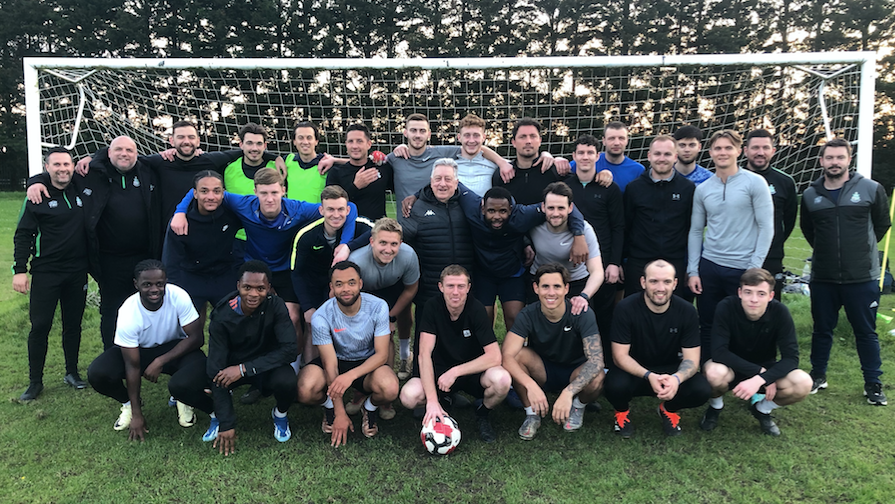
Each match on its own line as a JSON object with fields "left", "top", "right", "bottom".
{"left": 349, "top": 217, "right": 420, "bottom": 381}
{"left": 296, "top": 261, "right": 399, "bottom": 446}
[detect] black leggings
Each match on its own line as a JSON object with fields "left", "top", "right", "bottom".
{"left": 28, "top": 270, "right": 87, "bottom": 382}
{"left": 604, "top": 368, "right": 711, "bottom": 413}
{"left": 87, "top": 342, "right": 213, "bottom": 414}
{"left": 98, "top": 253, "right": 149, "bottom": 350}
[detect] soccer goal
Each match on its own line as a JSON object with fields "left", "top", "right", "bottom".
{"left": 24, "top": 53, "right": 876, "bottom": 190}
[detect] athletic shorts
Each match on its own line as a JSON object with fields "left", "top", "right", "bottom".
{"left": 542, "top": 358, "right": 583, "bottom": 393}
{"left": 168, "top": 268, "right": 239, "bottom": 311}
{"left": 411, "top": 364, "right": 486, "bottom": 399}
{"left": 270, "top": 269, "right": 299, "bottom": 304}
{"left": 369, "top": 281, "right": 405, "bottom": 309}
{"left": 473, "top": 271, "right": 526, "bottom": 306}
{"left": 308, "top": 358, "right": 375, "bottom": 395}
{"left": 729, "top": 361, "right": 776, "bottom": 391}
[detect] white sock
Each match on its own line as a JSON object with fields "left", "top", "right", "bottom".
{"left": 399, "top": 340, "right": 410, "bottom": 360}
{"left": 209, "top": 412, "right": 216, "bottom": 419}
{"left": 709, "top": 396, "right": 724, "bottom": 409}
{"left": 755, "top": 398, "right": 780, "bottom": 415}
{"left": 572, "top": 397, "right": 586, "bottom": 409}
{"left": 524, "top": 406, "right": 536, "bottom": 416}
{"left": 363, "top": 396, "right": 378, "bottom": 412}
{"left": 290, "top": 355, "right": 302, "bottom": 374}
{"left": 123, "top": 401, "right": 131, "bottom": 407}
{"left": 273, "top": 407, "right": 287, "bottom": 418}
{"left": 322, "top": 396, "right": 334, "bottom": 409}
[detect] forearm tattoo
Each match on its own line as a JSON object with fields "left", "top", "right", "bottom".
{"left": 568, "top": 335, "right": 604, "bottom": 395}
{"left": 675, "top": 359, "right": 697, "bottom": 380}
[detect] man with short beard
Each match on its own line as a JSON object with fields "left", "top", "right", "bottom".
{"left": 743, "top": 129, "right": 797, "bottom": 299}
{"left": 595, "top": 121, "right": 644, "bottom": 192}
{"left": 606, "top": 260, "right": 710, "bottom": 438}
{"left": 491, "top": 118, "right": 571, "bottom": 205}
{"left": 27, "top": 136, "right": 161, "bottom": 350}
{"left": 800, "top": 138, "right": 890, "bottom": 405}
{"left": 326, "top": 123, "right": 393, "bottom": 219}
{"left": 672, "top": 126, "right": 712, "bottom": 185}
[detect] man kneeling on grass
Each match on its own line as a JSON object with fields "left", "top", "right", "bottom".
{"left": 296, "top": 261, "right": 399, "bottom": 446}
{"left": 87, "top": 260, "right": 212, "bottom": 441}
{"left": 400, "top": 264, "right": 511, "bottom": 443}
{"left": 501, "top": 263, "right": 604, "bottom": 440}
{"left": 700, "top": 268, "right": 812, "bottom": 436}
{"left": 202, "top": 260, "right": 299, "bottom": 454}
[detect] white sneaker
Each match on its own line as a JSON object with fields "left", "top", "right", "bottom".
{"left": 114, "top": 403, "right": 132, "bottom": 431}
{"left": 176, "top": 401, "right": 196, "bottom": 428}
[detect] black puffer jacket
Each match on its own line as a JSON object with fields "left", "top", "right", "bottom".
{"left": 402, "top": 185, "right": 474, "bottom": 304}
{"left": 801, "top": 172, "right": 891, "bottom": 284}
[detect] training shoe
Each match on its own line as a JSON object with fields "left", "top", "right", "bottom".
{"left": 239, "top": 386, "right": 263, "bottom": 405}
{"left": 518, "top": 415, "right": 541, "bottom": 440}
{"left": 321, "top": 407, "right": 335, "bottom": 434}
{"left": 167, "top": 395, "right": 176, "bottom": 407}
{"left": 202, "top": 417, "right": 220, "bottom": 442}
{"left": 700, "top": 407, "right": 722, "bottom": 431}
{"left": 176, "top": 401, "right": 197, "bottom": 428}
{"left": 749, "top": 403, "right": 781, "bottom": 436}
{"left": 19, "top": 382, "right": 44, "bottom": 401}
{"left": 477, "top": 416, "right": 497, "bottom": 443}
{"left": 379, "top": 403, "right": 396, "bottom": 420}
{"left": 362, "top": 408, "right": 380, "bottom": 438}
{"left": 346, "top": 394, "right": 366, "bottom": 415}
{"left": 658, "top": 403, "right": 682, "bottom": 437}
{"left": 397, "top": 359, "right": 411, "bottom": 381}
{"left": 114, "top": 403, "right": 132, "bottom": 431}
{"left": 505, "top": 388, "right": 524, "bottom": 409}
{"left": 63, "top": 373, "right": 87, "bottom": 389}
{"left": 809, "top": 374, "right": 828, "bottom": 394}
{"left": 564, "top": 403, "right": 585, "bottom": 432}
{"left": 272, "top": 409, "right": 291, "bottom": 442}
{"left": 864, "top": 382, "right": 888, "bottom": 406}
{"left": 613, "top": 410, "right": 634, "bottom": 438}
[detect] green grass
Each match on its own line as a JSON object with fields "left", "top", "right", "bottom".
{"left": 2, "top": 191, "right": 895, "bottom": 503}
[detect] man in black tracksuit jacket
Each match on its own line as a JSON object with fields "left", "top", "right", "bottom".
{"left": 800, "top": 138, "right": 891, "bottom": 405}
{"left": 202, "top": 261, "right": 299, "bottom": 452}
{"left": 28, "top": 137, "right": 161, "bottom": 350}
{"left": 623, "top": 166, "right": 696, "bottom": 300}
{"left": 14, "top": 148, "right": 91, "bottom": 401}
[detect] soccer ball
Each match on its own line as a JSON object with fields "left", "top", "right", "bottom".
{"left": 371, "top": 150, "right": 387, "bottom": 165}
{"left": 420, "top": 415, "right": 461, "bottom": 455}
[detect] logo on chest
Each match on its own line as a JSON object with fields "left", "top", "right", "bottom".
{"left": 850, "top": 192, "right": 861, "bottom": 203}
{"left": 133, "top": 177, "right": 141, "bottom": 188}
{"left": 669, "top": 327, "right": 679, "bottom": 334}
{"left": 425, "top": 210, "right": 435, "bottom": 216}
{"left": 671, "top": 193, "right": 680, "bottom": 201}
{"left": 768, "top": 184, "right": 776, "bottom": 195}
{"left": 48, "top": 200, "right": 58, "bottom": 208}
{"left": 76, "top": 197, "right": 83, "bottom": 207}
{"left": 462, "top": 329, "right": 471, "bottom": 338}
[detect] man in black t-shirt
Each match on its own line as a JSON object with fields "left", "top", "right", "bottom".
{"left": 606, "top": 259, "right": 711, "bottom": 438}
{"left": 502, "top": 264, "right": 604, "bottom": 440}
{"left": 700, "top": 268, "right": 812, "bottom": 436}
{"left": 325, "top": 123, "right": 393, "bottom": 220}
{"left": 399, "top": 265, "right": 510, "bottom": 442}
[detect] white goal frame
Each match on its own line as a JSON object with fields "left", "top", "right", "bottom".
{"left": 23, "top": 52, "right": 878, "bottom": 178}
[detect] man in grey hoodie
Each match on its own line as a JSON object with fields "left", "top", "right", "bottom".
{"left": 687, "top": 129, "right": 774, "bottom": 363}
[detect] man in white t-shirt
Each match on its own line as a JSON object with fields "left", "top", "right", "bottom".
{"left": 87, "top": 259, "right": 212, "bottom": 442}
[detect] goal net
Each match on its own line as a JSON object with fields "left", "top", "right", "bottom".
{"left": 25, "top": 54, "right": 877, "bottom": 274}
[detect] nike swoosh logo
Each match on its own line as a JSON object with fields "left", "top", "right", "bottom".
{"left": 563, "top": 326, "right": 572, "bottom": 331}
{"left": 313, "top": 245, "right": 324, "bottom": 250}
{"left": 560, "top": 240, "right": 572, "bottom": 246}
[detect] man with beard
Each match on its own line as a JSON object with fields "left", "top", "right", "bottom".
{"left": 326, "top": 124, "right": 393, "bottom": 220}
{"left": 606, "top": 260, "right": 710, "bottom": 438}
{"left": 297, "top": 261, "right": 399, "bottom": 446}
{"left": 801, "top": 138, "right": 890, "bottom": 405}
{"left": 491, "top": 118, "right": 572, "bottom": 205}
{"left": 624, "top": 135, "right": 696, "bottom": 300}
{"left": 743, "top": 129, "right": 797, "bottom": 299}
{"left": 672, "top": 126, "right": 712, "bottom": 186}
{"left": 594, "top": 122, "right": 644, "bottom": 192}
{"left": 14, "top": 148, "right": 90, "bottom": 400}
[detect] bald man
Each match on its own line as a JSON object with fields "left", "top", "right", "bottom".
{"left": 28, "top": 136, "right": 163, "bottom": 350}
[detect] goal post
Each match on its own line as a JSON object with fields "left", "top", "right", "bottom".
{"left": 24, "top": 52, "right": 877, "bottom": 188}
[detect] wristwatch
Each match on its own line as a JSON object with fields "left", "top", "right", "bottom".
{"left": 578, "top": 292, "right": 590, "bottom": 301}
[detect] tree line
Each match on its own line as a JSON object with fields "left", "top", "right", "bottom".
{"left": 1, "top": 0, "right": 892, "bottom": 190}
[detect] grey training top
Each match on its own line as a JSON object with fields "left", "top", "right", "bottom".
{"left": 311, "top": 293, "right": 390, "bottom": 361}
{"left": 687, "top": 168, "right": 774, "bottom": 276}
{"left": 348, "top": 242, "right": 421, "bottom": 291}
{"left": 530, "top": 221, "right": 601, "bottom": 281}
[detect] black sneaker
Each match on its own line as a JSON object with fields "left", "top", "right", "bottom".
{"left": 699, "top": 406, "right": 722, "bottom": 431}
{"left": 321, "top": 407, "right": 335, "bottom": 434}
{"left": 240, "top": 386, "right": 263, "bottom": 405}
{"left": 613, "top": 410, "right": 634, "bottom": 438}
{"left": 20, "top": 382, "right": 44, "bottom": 401}
{"left": 750, "top": 403, "right": 781, "bottom": 436}
{"left": 476, "top": 416, "right": 497, "bottom": 443}
{"left": 63, "top": 373, "right": 87, "bottom": 389}
{"left": 657, "top": 403, "right": 682, "bottom": 437}
{"left": 809, "top": 374, "right": 828, "bottom": 394}
{"left": 864, "top": 382, "right": 888, "bottom": 406}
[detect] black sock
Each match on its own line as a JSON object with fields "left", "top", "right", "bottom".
{"left": 475, "top": 401, "right": 490, "bottom": 418}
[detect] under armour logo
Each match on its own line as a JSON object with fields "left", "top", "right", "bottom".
{"left": 425, "top": 210, "right": 435, "bottom": 216}
{"left": 671, "top": 194, "right": 680, "bottom": 201}
{"left": 669, "top": 328, "right": 679, "bottom": 333}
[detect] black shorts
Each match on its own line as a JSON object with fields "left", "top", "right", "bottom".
{"left": 729, "top": 361, "right": 776, "bottom": 390}
{"left": 168, "top": 268, "right": 239, "bottom": 311}
{"left": 369, "top": 281, "right": 405, "bottom": 309}
{"left": 308, "top": 357, "right": 374, "bottom": 395}
{"left": 412, "top": 364, "right": 486, "bottom": 399}
{"left": 474, "top": 271, "right": 526, "bottom": 306}
{"left": 541, "top": 358, "right": 582, "bottom": 393}
{"left": 270, "top": 269, "right": 299, "bottom": 304}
